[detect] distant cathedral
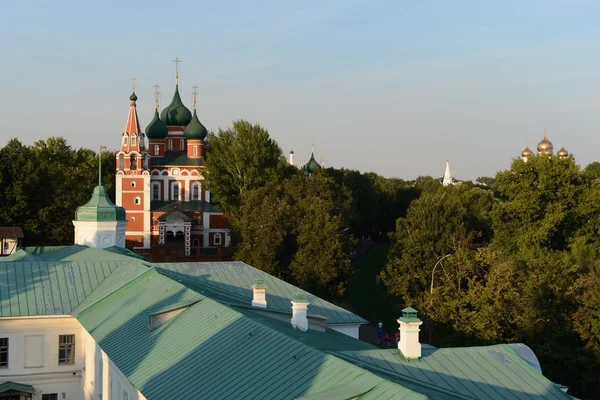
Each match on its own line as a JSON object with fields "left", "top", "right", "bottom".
{"left": 521, "top": 129, "right": 570, "bottom": 161}
{"left": 115, "top": 60, "right": 230, "bottom": 261}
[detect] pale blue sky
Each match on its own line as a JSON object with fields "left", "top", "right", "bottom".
{"left": 1, "top": 0, "right": 600, "bottom": 180}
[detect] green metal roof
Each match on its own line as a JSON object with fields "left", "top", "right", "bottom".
{"left": 0, "top": 260, "right": 126, "bottom": 316}
{"left": 76, "top": 269, "right": 421, "bottom": 400}
{"left": 0, "top": 249, "right": 40, "bottom": 262}
{"left": 75, "top": 185, "right": 126, "bottom": 221}
{"left": 333, "top": 346, "right": 572, "bottom": 400}
{"left": 0, "top": 381, "right": 35, "bottom": 394}
{"left": 153, "top": 261, "right": 368, "bottom": 325}
{"left": 150, "top": 150, "right": 205, "bottom": 167}
{"left": 151, "top": 200, "right": 222, "bottom": 214}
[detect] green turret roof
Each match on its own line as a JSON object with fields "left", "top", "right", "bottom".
{"left": 303, "top": 153, "right": 321, "bottom": 175}
{"left": 184, "top": 109, "right": 208, "bottom": 140}
{"left": 161, "top": 85, "right": 192, "bottom": 127}
{"left": 146, "top": 109, "right": 168, "bottom": 139}
{"left": 75, "top": 186, "right": 126, "bottom": 222}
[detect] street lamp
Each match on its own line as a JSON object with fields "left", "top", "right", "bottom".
{"left": 429, "top": 253, "right": 451, "bottom": 344}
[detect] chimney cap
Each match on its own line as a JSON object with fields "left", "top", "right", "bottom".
{"left": 399, "top": 306, "right": 421, "bottom": 323}
{"left": 292, "top": 293, "right": 308, "bottom": 303}
{"left": 252, "top": 278, "right": 267, "bottom": 288}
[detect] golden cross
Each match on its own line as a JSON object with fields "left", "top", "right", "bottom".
{"left": 153, "top": 84, "right": 161, "bottom": 109}
{"left": 173, "top": 57, "right": 181, "bottom": 83}
{"left": 544, "top": 127, "right": 548, "bottom": 139}
{"left": 192, "top": 85, "right": 199, "bottom": 109}
{"left": 131, "top": 78, "right": 136, "bottom": 92}
{"left": 311, "top": 136, "right": 315, "bottom": 152}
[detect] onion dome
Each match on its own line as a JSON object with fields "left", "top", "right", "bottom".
{"left": 557, "top": 146, "right": 569, "bottom": 158}
{"left": 160, "top": 85, "right": 192, "bottom": 126}
{"left": 303, "top": 153, "right": 321, "bottom": 175}
{"left": 129, "top": 92, "right": 138, "bottom": 101}
{"left": 75, "top": 186, "right": 126, "bottom": 222}
{"left": 537, "top": 133, "right": 554, "bottom": 156}
{"left": 145, "top": 109, "right": 168, "bottom": 140}
{"left": 184, "top": 109, "right": 208, "bottom": 140}
{"left": 521, "top": 146, "right": 533, "bottom": 158}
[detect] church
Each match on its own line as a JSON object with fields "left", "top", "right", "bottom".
{"left": 115, "top": 65, "right": 229, "bottom": 262}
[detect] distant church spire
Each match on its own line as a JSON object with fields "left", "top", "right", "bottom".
{"left": 442, "top": 159, "right": 453, "bottom": 186}
{"left": 124, "top": 78, "right": 142, "bottom": 135}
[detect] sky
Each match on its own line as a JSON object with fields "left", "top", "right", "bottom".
{"left": 1, "top": 0, "right": 600, "bottom": 180}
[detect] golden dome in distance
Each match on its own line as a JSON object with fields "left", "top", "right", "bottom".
{"left": 557, "top": 146, "right": 569, "bottom": 158}
{"left": 521, "top": 146, "right": 533, "bottom": 158}
{"left": 537, "top": 130, "right": 554, "bottom": 156}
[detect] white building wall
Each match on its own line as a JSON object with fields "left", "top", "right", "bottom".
{"left": 0, "top": 316, "right": 84, "bottom": 400}
{"left": 330, "top": 324, "right": 361, "bottom": 339}
{"left": 1, "top": 238, "right": 18, "bottom": 255}
{"left": 0, "top": 316, "right": 145, "bottom": 400}
{"left": 73, "top": 221, "right": 127, "bottom": 249}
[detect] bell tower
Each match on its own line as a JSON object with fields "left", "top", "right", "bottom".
{"left": 115, "top": 78, "right": 152, "bottom": 250}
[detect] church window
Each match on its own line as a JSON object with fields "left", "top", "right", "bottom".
{"left": 58, "top": 334, "right": 75, "bottom": 364}
{"left": 131, "top": 182, "right": 136, "bottom": 188}
{"left": 214, "top": 233, "right": 222, "bottom": 246}
{"left": 180, "top": 139, "right": 184, "bottom": 150}
{"left": 143, "top": 154, "right": 149, "bottom": 170}
{"left": 123, "top": 136, "right": 127, "bottom": 145}
{"left": 118, "top": 154, "right": 125, "bottom": 170}
{"left": 193, "top": 146, "right": 198, "bottom": 156}
{"left": 154, "top": 145, "right": 159, "bottom": 155}
{"left": 131, "top": 217, "right": 136, "bottom": 222}
{"left": 130, "top": 155, "right": 137, "bottom": 170}
{"left": 132, "top": 136, "right": 137, "bottom": 146}
{"left": 173, "top": 183, "right": 180, "bottom": 201}
{"left": 0, "top": 338, "right": 8, "bottom": 367}
{"left": 193, "top": 238, "right": 200, "bottom": 247}
{"left": 134, "top": 197, "right": 141, "bottom": 205}
{"left": 192, "top": 183, "right": 200, "bottom": 200}
{"left": 152, "top": 183, "right": 160, "bottom": 200}
{"left": 168, "top": 139, "right": 173, "bottom": 151}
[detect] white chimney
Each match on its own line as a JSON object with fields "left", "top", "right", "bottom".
{"left": 252, "top": 279, "right": 267, "bottom": 308}
{"left": 291, "top": 293, "right": 309, "bottom": 331}
{"left": 398, "top": 307, "right": 423, "bottom": 359}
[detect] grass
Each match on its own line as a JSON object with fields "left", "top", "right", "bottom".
{"left": 347, "top": 242, "right": 399, "bottom": 330}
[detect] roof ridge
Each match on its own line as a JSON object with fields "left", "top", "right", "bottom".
{"left": 75, "top": 266, "right": 157, "bottom": 317}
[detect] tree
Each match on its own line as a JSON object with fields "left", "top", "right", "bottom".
{"left": 583, "top": 161, "right": 600, "bottom": 180}
{"left": 203, "top": 120, "right": 286, "bottom": 220}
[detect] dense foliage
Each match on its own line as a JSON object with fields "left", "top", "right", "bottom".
{"left": 0, "top": 137, "right": 115, "bottom": 245}
{"left": 383, "top": 155, "right": 600, "bottom": 398}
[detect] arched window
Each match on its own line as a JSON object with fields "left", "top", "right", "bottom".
{"left": 168, "top": 139, "right": 173, "bottom": 151}
{"left": 118, "top": 154, "right": 125, "bottom": 170}
{"left": 193, "top": 146, "right": 198, "bottom": 156}
{"left": 143, "top": 154, "right": 149, "bottom": 170}
{"left": 192, "top": 182, "right": 200, "bottom": 201}
{"left": 180, "top": 139, "right": 184, "bottom": 150}
{"left": 154, "top": 145, "right": 159, "bottom": 155}
{"left": 192, "top": 238, "right": 200, "bottom": 247}
{"left": 130, "top": 155, "right": 137, "bottom": 170}
{"left": 132, "top": 136, "right": 137, "bottom": 146}
{"left": 122, "top": 135, "right": 127, "bottom": 145}
{"left": 214, "top": 233, "right": 222, "bottom": 246}
{"left": 172, "top": 182, "right": 180, "bottom": 201}
{"left": 134, "top": 196, "right": 141, "bottom": 205}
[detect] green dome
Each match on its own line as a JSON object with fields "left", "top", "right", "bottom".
{"left": 303, "top": 153, "right": 321, "bottom": 175}
{"left": 160, "top": 85, "right": 192, "bottom": 126}
{"left": 146, "top": 109, "right": 168, "bottom": 140}
{"left": 129, "top": 91, "right": 138, "bottom": 101}
{"left": 184, "top": 109, "right": 208, "bottom": 140}
{"left": 75, "top": 186, "right": 126, "bottom": 222}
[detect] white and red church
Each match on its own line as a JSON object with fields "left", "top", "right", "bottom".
{"left": 115, "top": 75, "right": 230, "bottom": 262}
